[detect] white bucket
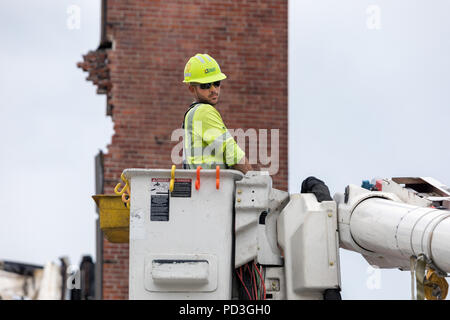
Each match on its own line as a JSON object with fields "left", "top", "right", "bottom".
{"left": 124, "top": 168, "right": 243, "bottom": 300}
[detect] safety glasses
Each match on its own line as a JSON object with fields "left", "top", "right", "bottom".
{"left": 198, "top": 81, "right": 221, "bottom": 90}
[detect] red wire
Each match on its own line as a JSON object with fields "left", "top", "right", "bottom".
{"left": 252, "top": 263, "right": 258, "bottom": 300}
{"left": 237, "top": 267, "right": 251, "bottom": 300}
{"left": 246, "top": 263, "right": 255, "bottom": 300}
{"left": 246, "top": 265, "right": 254, "bottom": 300}
{"left": 236, "top": 267, "right": 252, "bottom": 300}
{"left": 254, "top": 262, "right": 266, "bottom": 300}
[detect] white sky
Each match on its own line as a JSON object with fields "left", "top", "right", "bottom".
{"left": 289, "top": 0, "right": 450, "bottom": 299}
{"left": 0, "top": 0, "right": 449, "bottom": 300}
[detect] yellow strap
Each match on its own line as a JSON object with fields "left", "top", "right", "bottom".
{"left": 170, "top": 165, "right": 176, "bottom": 192}
{"left": 114, "top": 173, "right": 129, "bottom": 195}
{"left": 416, "top": 255, "right": 426, "bottom": 300}
{"left": 115, "top": 173, "right": 131, "bottom": 208}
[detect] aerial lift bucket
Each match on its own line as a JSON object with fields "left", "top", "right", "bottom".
{"left": 92, "top": 195, "right": 130, "bottom": 243}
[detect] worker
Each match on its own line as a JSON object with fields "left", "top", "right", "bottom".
{"left": 182, "top": 53, "right": 253, "bottom": 174}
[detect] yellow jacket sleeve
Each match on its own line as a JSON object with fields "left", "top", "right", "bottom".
{"left": 194, "top": 104, "right": 245, "bottom": 167}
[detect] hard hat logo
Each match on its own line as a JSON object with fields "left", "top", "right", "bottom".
{"left": 183, "top": 53, "right": 227, "bottom": 84}
{"left": 204, "top": 67, "right": 216, "bottom": 74}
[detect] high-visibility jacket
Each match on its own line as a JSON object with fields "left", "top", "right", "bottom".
{"left": 182, "top": 102, "right": 245, "bottom": 169}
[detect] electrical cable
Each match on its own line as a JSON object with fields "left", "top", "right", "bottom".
{"left": 254, "top": 265, "right": 261, "bottom": 300}
{"left": 242, "top": 266, "right": 253, "bottom": 300}
{"left": 245, "top": 263, "right": 255, "bottom": 300}
{"left": 250, "top": 264, "right": 255, "bottom": 300}
{"left": 255, "top": 262, "right": 266, "bottom": 300}
{"left": 236, "top": 266, "right": 252, "bottom": 300}
{"left": 252, "top": 262, "right": 258, "bottom": 300}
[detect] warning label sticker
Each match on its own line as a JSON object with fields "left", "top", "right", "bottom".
{"left": 171, "top": 178, "right": 192, "bottom": 198}
{"left": 150, "top": 178, "right": 170, "bottom": 221}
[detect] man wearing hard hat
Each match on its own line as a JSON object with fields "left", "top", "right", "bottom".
{"left": 182, "top": 53, "right": 253, "bottom": 174}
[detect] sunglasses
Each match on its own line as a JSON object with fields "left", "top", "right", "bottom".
{"left": 197, "top": 81, "right": 221, "bottom": 90}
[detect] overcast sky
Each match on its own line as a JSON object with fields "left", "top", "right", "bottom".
{"left": 0, "top": 1, "right": 112, "bottom": 267}
{"left": 0, "top": 0, "right": 449, "bottom": 300}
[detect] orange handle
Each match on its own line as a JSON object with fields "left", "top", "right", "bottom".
{"left": 216, "top": 166, "right": 220, "bottom": 190}
{"left": 195, "top": 166, "right": 202, "bottom": 190}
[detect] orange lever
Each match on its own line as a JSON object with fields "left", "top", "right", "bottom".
{"left": 216, "top": 166, "right": 220, "bottom": 190}
{"left": 195, "top": 166, "right": 202, "bottom": 190}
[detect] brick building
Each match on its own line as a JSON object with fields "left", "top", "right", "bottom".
{"left": 78, "top": 0, "right": 288, "bottom": 300}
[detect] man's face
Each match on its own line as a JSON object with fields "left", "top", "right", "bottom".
{"left": 189, "top": 82, "right": 221, "bottom": 106}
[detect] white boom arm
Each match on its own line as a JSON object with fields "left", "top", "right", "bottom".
{"left": 336, "top": 178, "right": 450, "bottom": 274}
{"left": 124, "top": 169, "right": 450, "bottom": 300}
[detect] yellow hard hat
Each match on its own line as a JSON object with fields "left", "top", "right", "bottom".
{"left": 183, "top": 53, "right": 227, "bottom": 84}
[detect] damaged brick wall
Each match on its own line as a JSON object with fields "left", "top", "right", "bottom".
{"left": 79, "top": 0, "right": 288, "bottom": 300}
{"left": 77, "top": 49, "right": 113, "bottom": 115}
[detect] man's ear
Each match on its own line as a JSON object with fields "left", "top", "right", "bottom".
{"left": 188, "top": 85, "right": 195, "bottom": 94}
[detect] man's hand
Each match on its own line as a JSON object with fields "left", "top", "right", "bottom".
{"left": 231, "top": 156, "right": 253, "bottom": 174}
